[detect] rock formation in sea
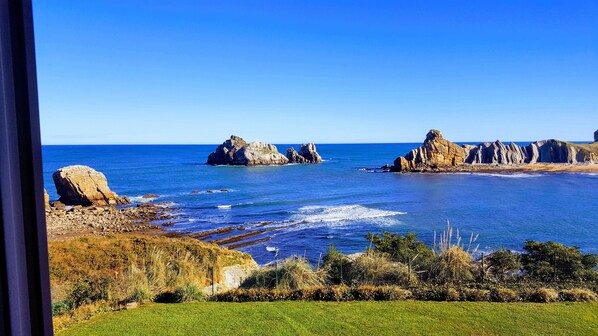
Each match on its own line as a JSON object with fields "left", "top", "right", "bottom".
{"left": 391, "top": 130, "right": 597, "bottom": 172}
{"left": 286, "top": 143, "right": 323, "bottom": 164}
{"left": 52, "top": 165, "right": 130, "bottom": 206}
{"left": 286, "top": 147, "right": 307, "bottom": 163}
{"left": 595, "top": 130, "right": 598, "bottom": 142}
{"left": 208, "top": 135, "right": 322, "bottom": 166}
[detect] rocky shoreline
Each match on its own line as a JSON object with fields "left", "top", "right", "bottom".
{"left": 45, "top": 202, "right": 172, "bottom": 240}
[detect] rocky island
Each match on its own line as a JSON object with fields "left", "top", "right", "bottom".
{"left": 207, "top": 135, "right": 322, "bottom": 165}
{"left": 390, "top": 129, "right": 598, "bottom": 173}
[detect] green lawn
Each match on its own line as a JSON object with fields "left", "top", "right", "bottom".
{"left": 60, "top": 301, "right": 598, "bottom": 336}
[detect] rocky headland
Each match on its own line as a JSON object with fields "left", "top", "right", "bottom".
{"left": 390, "top": 129, "right": 598, "bottom": 173}
{"left": 207, "top": 135, "right": 322, "bottom": 166}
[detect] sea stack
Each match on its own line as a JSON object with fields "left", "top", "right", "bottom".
{"left": 286, "top": 143, "right": 322, "bottom": 163}
{"left": 52, "top": 165, "right": 130, "bottom": 206}
{"left": 207, "top": 135, "right": 289, "bottom": 165}
{"left": 594, "top": 130, "right": 598, "bottom": 143}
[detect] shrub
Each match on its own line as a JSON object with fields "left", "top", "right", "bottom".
{"left": 559, "top": 289, "right": 598, "bottom": 302}
{"left": 527, "top": 288, "right": 559, "bottom": 303}
{"left": 351, "top": 286, "right": 378, "bottom": 301}
{"left": 242, "top": 257, "right": 325, "bottom": 290}
{"left": 486, "top": 249, "right": 520, "bottom": 282}
{"left": 67, "top": 276, "right": 112, "bottom": 308}
{"left": 411, "top": 285, "right": 460, "bottom": 301}
{"left": 127, "top": 285, "right": 152, "bottom": 303}
{"left": 173, "top": 282, "right": 206, "bottom": 303}
{"left": 430, "top": 246, "right": 474, "bottom": 284}
{"left": 490, "top": 288, "right": 519, "bottom": 302}
{"left": 374, "top": 286, "right": 412, "bottom": 301}
{"left": 367, "top": 231, "right": 435, "bottom": 275}
{"left": 349, "top": 252, "right": 416, "bottom": 286}
{"left": 321, "top": 244, "right": 352, "bottom": 285}
{"left": 521, "top": 240, "right": 598, "bottom": 281}
{"left": 460, "top": 288, "right": 490, "bottom": 302}
{"left": 52, "top": 301, "right": 71, "bottom": 316}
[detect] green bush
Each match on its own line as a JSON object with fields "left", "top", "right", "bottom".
{"left": 127, "top": 285, "right": 152, "bottom": 303}
{"left": 489, "top": 288, "right": 520, "bottom": 302}
{"left": 321, "top": 244, "right": 352, "bottom": 285}
{"left": 52, "top": 301, "right": 71, "bottom": 316}
{"left": 411, "top": 285, "right": 460, "bottom": 301}
{"left": 486, "top": 249, "right": 520, "bottom": 281}
{"left": 367, "top": 232, "right": 435, "bottom": 276}
{"left": 521, "top": 240, "right": 598, "bottom": 281}
{"left": 67, "top": 276, "right": 112, "bottom": 308}
{"left": 559, "top": 289, "right": 598, "bottom": 302}
{"left": 173, "top": 283, "right": 206, "bottom": 303}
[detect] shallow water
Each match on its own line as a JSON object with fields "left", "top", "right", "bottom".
{"left": 42, "top": 144, "right": 598, "bottom": 264}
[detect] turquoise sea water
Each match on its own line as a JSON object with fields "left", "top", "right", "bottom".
{"left": 42, "top": 144, "right": 598, "bottom": 264}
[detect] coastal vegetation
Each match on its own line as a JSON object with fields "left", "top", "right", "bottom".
{"left": 221, "top": 225, "right": 597, "bottom": 303}
{"left": 58, "top": 301, "right": 598, "bottom": 336}
{"left": 48, "top": 234, "right": 255, "bottom": 331}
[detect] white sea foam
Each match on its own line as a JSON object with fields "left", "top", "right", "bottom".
{"left": 289, "top": 205, "right": 405, "bottom": 229}
{"left": 129, "top": 196, "right": 154, "bottom": 203}
{"left": 472, "top": 173, "right": 544, "bottom": 178}
{"left": 217, "top": 205, "right": 232, "bottom": 209}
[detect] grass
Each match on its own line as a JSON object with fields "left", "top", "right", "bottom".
{"left": 59, "top": 301, "right": 597, "bottom": 336}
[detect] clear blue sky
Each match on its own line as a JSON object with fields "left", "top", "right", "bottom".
{"left": 33, "top": 1, "right": 597, "bottom": 144}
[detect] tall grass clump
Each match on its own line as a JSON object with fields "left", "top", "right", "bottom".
{"left": 242, "top": 256, "right": 325, "bottom": 290}
{"left": 430, "top": 222, "right": 478, "bottom": 284}
{"left": 349, "top": 251, "right": 416, "bottom": 286}
{"left": 321, "top": 244, "right": 351, "bottom": 285}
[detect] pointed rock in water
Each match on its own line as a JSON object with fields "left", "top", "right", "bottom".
{"left": 52, "top": 165, "right": 130, "bottom": 206}
{"left": 286, "top": 147, "right": 307, "bottom": 163}
{"left": 594, "top": 130, "right": 598, "bottom": 142}
{"left": 286, "top": 143, "right": 322, "bottom": 163}
{"left": 298, "top": 143, "right": 323, "bottom": 163}
{"left": 391, "top": 129, "right": 467, "bottom": 172}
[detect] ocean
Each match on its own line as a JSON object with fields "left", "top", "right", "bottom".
{"left": 42, "top": 144, "right": 598, "bottom": 264}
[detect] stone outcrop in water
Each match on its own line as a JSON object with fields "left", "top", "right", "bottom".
{"left": 208, "top": 136, "right": 322, "bottom": 166}
{"left": 286, "top": 143, "right": 323, "bottom": 164}
{"left": 52, "top": 165, "right": 130, "bottom": 206}
{"left": 392, "top": 130, "right": 467, "bottom": 172}
{"left": 207, "top": 135, "right": 288, "bottom": 165}
{"left": 391, "top": 130, "right": 598, "bottom": 172}
{"left": 595, "top": 130, "right": 598, "bottom": 142}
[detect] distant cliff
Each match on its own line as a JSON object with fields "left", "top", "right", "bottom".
{"left": 391, "top": 130, "right": 598, "bottom": 172}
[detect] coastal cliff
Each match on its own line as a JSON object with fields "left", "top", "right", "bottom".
{"left": 391, "top": 130, "right": 598, "bottom": 172}
{"left": 207, "top": 135, "right": 322, "bottom": 166}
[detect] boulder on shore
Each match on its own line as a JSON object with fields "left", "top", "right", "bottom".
{"left": 207, "top": 135, "right": 289, "bottom": 165}
{"left": 52, "top": 165, "right": 130, "bottom": 206}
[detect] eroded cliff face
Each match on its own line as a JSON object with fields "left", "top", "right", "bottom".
{"left": 392, "top": 130, "right": 597, "bottom": 172}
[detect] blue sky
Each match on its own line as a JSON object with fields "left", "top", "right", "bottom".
{"left": 33, "top": 1, "right": 597, "bottom": 144}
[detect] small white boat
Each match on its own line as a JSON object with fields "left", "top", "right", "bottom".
{"left": 266, "top": 246, "right": 279, "bottom": 252}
